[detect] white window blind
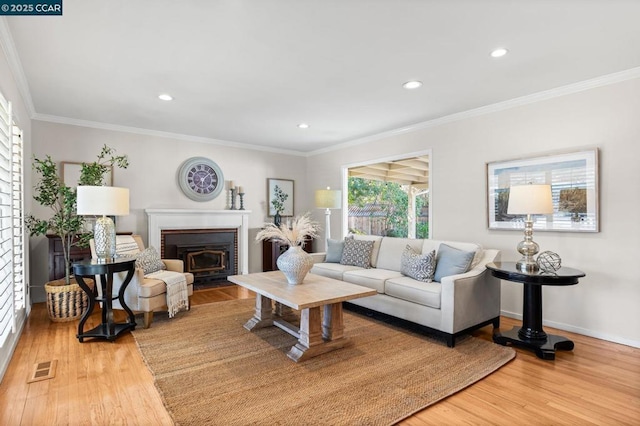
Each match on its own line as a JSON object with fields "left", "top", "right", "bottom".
{"left": 0, "top": 89, "right": 25, "bottom": 348}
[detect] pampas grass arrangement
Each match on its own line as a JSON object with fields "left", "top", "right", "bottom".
{"left": 256, "top": 212, "right": 321, "bottom": 247}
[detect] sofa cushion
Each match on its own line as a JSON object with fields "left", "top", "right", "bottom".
{"left": 433, "top": 243, "right": 475, "bottom": 282}
{"left": 376, "top": 237, "right": 423, "bottom": 272}
{"left": 343, "top": 268, "right": 403, "bottom": 293}
{"left": 311, "top": 263, "right": 362, "bottom": 280}
{"left": 401, "top": 246, "right": 436, "bottom": 282}
{"left": 136, "top": 246, "right": 166, "bottom": 274}
{"left": 353, "top": 235, "right": 383, "bottom": 267}
{"left": 325, "top": 238, "right": 345, "bottom": 263}
{"left": 424, "top": 240, "right": 483, "bottom": 269}
{"left": 385, "top": 276, "right": 442, "bottom": 309}
{"left": 340, "top": 238, "right": 374, "bottom": 268}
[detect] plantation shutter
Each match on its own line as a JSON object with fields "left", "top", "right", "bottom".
{"left": 0, "top": 90, "right": 13, "bottom": 347}
{"left": 12, "top": 124, "right": 24, "bottom": 311}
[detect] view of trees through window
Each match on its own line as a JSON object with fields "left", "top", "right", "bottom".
{"left": 347, "top": 177, "right": 429, "bottom": 238}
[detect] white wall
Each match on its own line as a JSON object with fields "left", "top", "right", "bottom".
{"left": 29, "top": 121, "right": 309, "bottom": 302}
{"left": 306, "top": 77, "right": 640, "bottom": 347}
{"left": 27, "top": 76, "right": 640, "bottom": 347}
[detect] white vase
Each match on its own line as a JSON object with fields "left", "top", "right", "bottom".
{"left": 277, "top": 245, "right": 314, "bottom": 285}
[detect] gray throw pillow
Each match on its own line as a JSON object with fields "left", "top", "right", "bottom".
{"left": 136, "top": 246, "right": 166, "bottom": 275}
{"left": 340, "top": 238, "right": 374, "bottom": 269}
{"left": 401, "top": 245, "right": 436, "bottom": 282}
{"left": 325, "top": 239, "right": 345, "bottom": 263}
{"left": 434, "top": 243, "right": 475, "bottom": 282}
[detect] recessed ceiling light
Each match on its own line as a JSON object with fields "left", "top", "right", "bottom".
{"left": 402, "top": 80, "right": 423, "bottom": 90}
{"left": 297, "top": 123, "right": 310, "bottom": 129}
{"left": 490, "top": 48, "right": 508, "bottom": 58}
{"left": 158, "top": 94, "right": 173, "bottom": 101}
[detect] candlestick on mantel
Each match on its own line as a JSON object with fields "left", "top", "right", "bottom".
{"left": 238, "top": 190, "right": 245, "bottom": 210}
{"left": 230, "top": 188, "right": 237, "bottom": 210}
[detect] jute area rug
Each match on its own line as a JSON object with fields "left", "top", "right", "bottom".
{"left": 131, "top": 299, "right": 514, "bottom": 426}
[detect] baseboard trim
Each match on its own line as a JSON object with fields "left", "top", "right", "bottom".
{"left": 500, "top": 310, "right": 640, "bottom": 349}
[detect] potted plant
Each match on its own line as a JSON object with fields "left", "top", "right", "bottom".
{"left": 256, "top": 213, "right": 320, "bottom": 285}
{"left": 26, "top": 145, "right": 128, "bottom": 321}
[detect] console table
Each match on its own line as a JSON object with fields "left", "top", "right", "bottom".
{"left": 486, "top": 261, "right": 585, "bottom": 360}
{"left": 47, "top": 235, "right": 91, "bottom": 281}
{"left": 262, "top": 238, "right": 313, "bottom": 272}
{"left": 72, "top": 258, "right": 137, "bottom": 342}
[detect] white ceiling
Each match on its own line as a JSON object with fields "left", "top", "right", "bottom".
{"left": 4, "top": 1, "right": 640, "bottom": 154}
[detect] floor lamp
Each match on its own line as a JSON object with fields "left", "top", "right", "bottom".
{"left": 77, "top": 186, "right": 130, "bottom": 262}
{"left": 315, "top": 187, "right": 342, "bottom": 251}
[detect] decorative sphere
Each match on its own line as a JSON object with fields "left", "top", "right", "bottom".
{"left": 536, "top": 251, "right": 562, "bottom": 272}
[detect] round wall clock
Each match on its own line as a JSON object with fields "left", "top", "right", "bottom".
{"left": 177, "top": 157, "right": 224, "bottom": 202}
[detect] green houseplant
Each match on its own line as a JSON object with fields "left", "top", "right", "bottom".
{"left": 26, "top": 145, "right": 128, "bottom": 321}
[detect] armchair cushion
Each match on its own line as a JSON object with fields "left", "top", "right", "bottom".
{"left": 135, "top": 246, "right": 166, "bottom": 274}
{"left": 115, "top": 235, "right": 140, "bottom": 256}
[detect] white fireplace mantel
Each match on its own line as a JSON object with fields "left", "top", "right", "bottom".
{"left": 145, "top": 209, "right": 251, "bottom": 274}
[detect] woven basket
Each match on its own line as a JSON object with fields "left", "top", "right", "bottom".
{"left": 44, "top": 277, "right": 93, "bottom": 323}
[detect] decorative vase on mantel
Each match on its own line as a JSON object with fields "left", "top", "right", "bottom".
{"left": 277, "top": 245, "right": 314, "bottom": 285}
{"left": 274, "top": 212, "right": 282, "bottom": 227}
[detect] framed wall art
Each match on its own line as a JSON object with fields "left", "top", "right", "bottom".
{"left": 267, "top": 178, "right": 294, "bottom": 217}
{"left": 487, "top": 149, "right": 599, "bottom": 232}
{"left": 61, "top": 161, "right": 113, "bottom": 187}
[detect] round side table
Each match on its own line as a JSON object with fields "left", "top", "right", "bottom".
{"left": 486, "top": 261, "right": 585, "bottom": 360}
{"left": 73, "top": 257, "right": 137, "bottom": 342}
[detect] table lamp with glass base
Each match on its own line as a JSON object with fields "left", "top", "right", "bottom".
{"left": 507, "top": 184, "right": 553, "bottom": 273}
{"left": 76, "top": 186, "right": 130, "bottom": 262}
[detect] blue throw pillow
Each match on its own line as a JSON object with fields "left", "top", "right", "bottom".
{"left": 325, "top": 239, "right": 345, "bottom": 263}
{"left": 433, "top": 243, "right": 475, "bottom": 282}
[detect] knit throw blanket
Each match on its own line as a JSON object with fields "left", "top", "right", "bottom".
{"left": 146, "top": 270, "right": 189, "bottom": 318}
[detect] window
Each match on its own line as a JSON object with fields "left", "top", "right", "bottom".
{"left": 0, "top": 90, "right": 25, "bottom": 348}
{"left": 345, "top": 152, "right": 431, "bottom": 238}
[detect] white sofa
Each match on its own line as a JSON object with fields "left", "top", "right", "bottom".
{"left": 310, "top": 235, "right": 501, "bottom": 347}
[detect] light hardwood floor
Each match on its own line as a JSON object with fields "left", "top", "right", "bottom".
{"left": 1, "top": 285, "right": 639, "bottom": 425}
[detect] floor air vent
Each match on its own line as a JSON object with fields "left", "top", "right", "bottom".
{"left": 27, "top": 360, "right": 57, "bottom": 383}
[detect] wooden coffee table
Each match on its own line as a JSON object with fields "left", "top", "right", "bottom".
{"left": 228, "top": 271, "right": 376, "bottom": 362}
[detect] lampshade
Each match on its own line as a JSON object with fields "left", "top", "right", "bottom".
{"left": 507, "top": 184, "right": 553, "bottom": 215}
{"left": 315, "top": 188, "right": 341, "bottom": 209}
{"left": 77, "top": 186, "right": 130, "bottom": 216}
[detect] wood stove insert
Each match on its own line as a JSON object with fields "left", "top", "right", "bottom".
{"left": 161, "top": 229, "right": 237, "bottom": 286}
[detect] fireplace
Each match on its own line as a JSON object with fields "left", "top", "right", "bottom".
{"left": 146, "top": 209, "right": 251, "bottom": 277}
{"left": 162, "top": 228, "right": 237, "bottom": 285}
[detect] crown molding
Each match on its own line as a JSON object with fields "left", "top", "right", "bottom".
{"left": 307, "top": 67, "right": 640, "bottom": 157}
{"left": 32, "top": 113, "right": 308, "bottom": 156}
{"left": 0, "top": 17, "right": 36, "bottom": 118}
